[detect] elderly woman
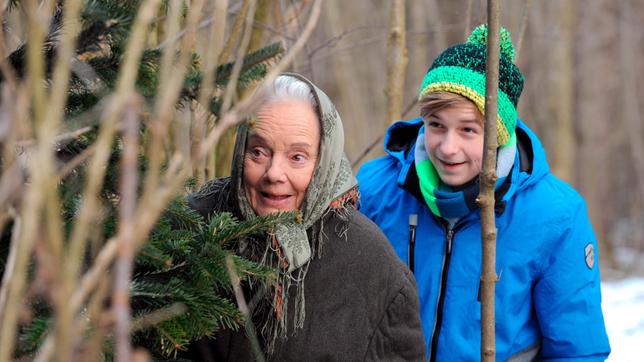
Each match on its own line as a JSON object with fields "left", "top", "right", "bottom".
{"left": 186, "top": 74, "right": 425, "bottom": 360}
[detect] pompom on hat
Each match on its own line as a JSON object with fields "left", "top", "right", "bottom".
{"left": 418, "top": 24, "right": 524, "bottom": 147}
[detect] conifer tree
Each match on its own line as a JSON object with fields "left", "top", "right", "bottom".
{"left": 0, "top": 0, "right": 289, "bottom": 359}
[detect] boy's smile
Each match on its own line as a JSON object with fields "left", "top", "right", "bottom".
{"left": 424, "top": 102, "right": 484, "bottom": 188}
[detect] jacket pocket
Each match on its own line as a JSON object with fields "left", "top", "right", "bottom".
{"left": 507, "top": 342, "right": 540, "bottom": 362}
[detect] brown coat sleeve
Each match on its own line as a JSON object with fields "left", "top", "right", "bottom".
{"left": 365, "top": 268, "right": 426, "bottom": 361}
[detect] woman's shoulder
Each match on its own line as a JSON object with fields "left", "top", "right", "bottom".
{"left": 324, "top": 208, "right": 412, "bottom": 283}
{"left": 345, "top": 208, "right": 392, "bottom": 242}
{"left": 186, "top": 177, "right": 235, "bottom": 219}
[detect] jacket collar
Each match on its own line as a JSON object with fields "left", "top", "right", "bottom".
{"left": 384, "top": 118, "right": 547, "bottom": 214}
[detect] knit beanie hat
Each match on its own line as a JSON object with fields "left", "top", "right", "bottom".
{"left": 418, "top": 24, "right": 524, "bottom": 147}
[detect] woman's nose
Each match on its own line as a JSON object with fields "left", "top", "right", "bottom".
{"left": 264, "top": 156, "right": 288, "bottom": 182}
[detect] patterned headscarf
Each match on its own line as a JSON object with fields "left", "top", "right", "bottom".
{"left": 231, "top": 73, "right": 357, "bottom": 351}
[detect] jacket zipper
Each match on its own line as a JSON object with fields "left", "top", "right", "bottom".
{"left": 408, "top": 214, "right": 418, "bottom": 273}
{"left": 429, "top": 226, "right": 455, "bottom": 362}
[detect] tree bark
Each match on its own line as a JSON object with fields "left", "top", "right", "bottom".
{"left": 215, "top": 0, "right": 256, "bottom": 177}
{"left": 619, "top": 0, "right": 644, "bottom": 245}
{"left": 384, "top": 0, "right": 408, "bottom": 126}
{"left": 113, "top": 99, "right": 140, "bottom": 362}
{"left": 576, "top": 0, "right": 618, "bottom": 269}
{"left": 248, "top": 0, "right": 271, "bottom": 52}
{"left": 551, "top": 0, "right": 575, "bottom": 184}
{"left": 198, "top": 0, "right": 229, "bottom": 181}
{"left": 218, "top": 0, "right": 251, "bottom": 64}
{"left": 479, "top": 1, "right": 500, "bottom": 361}
{"left": 513, "top": 0, "right": 533, "bottom": 65}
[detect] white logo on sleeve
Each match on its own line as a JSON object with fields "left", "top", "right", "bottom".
{"left": 584, "top": 243, "right": 595, "bottom": 269}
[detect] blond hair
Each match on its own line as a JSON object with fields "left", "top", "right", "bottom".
{"left": 419, "top": 91, "right": 483, "bottom": 125}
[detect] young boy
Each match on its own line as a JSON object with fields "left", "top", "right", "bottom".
{"left": 357, "top": 25, "right": 610, "bottom": 361}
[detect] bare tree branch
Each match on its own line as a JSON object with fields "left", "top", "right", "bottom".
{"left": 464, "top": 0, "right": 474, "bottom": 39}
{"left": 619, "top": 1, "right": 644, "bottom": 240}
{"left": 198, "top": 0, "right": 323, "bottom": 159}
{"left": 113, "top": 98, "right": 141, "bottom": 362}
{"left": 0, "top": 0, "right": 58, "bottom": 356}
{"left": 221, "top": 0, "right": 258, "bottom": 114}
{"left": 514, "top": 0, "right": 533, "bottom": 64}
{"left": 307, "top": 25, "right": 382, "bottom": 58}
{"left": 384, "top": 0, "right": 408, "bottom": 129}
{"left": 351, "top": 97, "right": 417, "bottom": 169}
{"left": 219, "top": 0, "right": 251, "bottom": 64}
{"left": 226, "top": 255, "right": 265, "bottom": 362}
{"left": 34, "top": 0, "right": 164, "bottom": 359}
{"left": 196, "top": 0, "right": 230, "bottom": 182}
{"left": 479, "top": 2, "right": 500, "bottom": 360}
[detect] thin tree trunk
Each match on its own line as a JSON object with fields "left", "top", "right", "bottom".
{"left": 248, "top": 0, "right": 271, "bottom": 52}
{"left": 384, "top": 0, "right": 408, "bottom": 126}
{"left": 576, "top": 0, "right": 617, "bottom": 270}
{"left": 551, "top": 0, "right": 575, "bottom": 183}
{"left": 478, "top": 1, "right": 500, "bottom": 361}
{"left": 218, "top": 0, "right": 251, "bottom": 64}
{"left": 321, "top": 0, "right": 372, "bottom": 160}
{"left": 198, "top": 0, "right": 322, "bottom": 159}
{"left": 0, "top": 0, "right": 55, "bottom": 357}
{"left": 113, "top": 99, "right": 140, "bottom": 362}
{"left": 426, "top": 0, "right": 446, "bottom": 49}
{"left": 464, "top": 0, "right": 473, "bottom": 39}
{"left": 619, "top": 1, "right": 644, "bottom": 243}
{"left": 198, "top": 0, "right": 228, "bottom": 181}
{"left": 216, "top": 0, "right": 257, "bottom": 177}
{"left": 513, "top": 0, "right": 533, "bottom": 65}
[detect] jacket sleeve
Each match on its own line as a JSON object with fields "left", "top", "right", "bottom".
{"left": 356, "top": 164, "right": 378, "bottom": 220}
{"left": 364, "top": 269, "right": 426, "bottom": 361}
{"left": 533, "top": 199, "right": 611, "bottom": 361}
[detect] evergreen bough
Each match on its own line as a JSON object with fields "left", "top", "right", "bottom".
{"left": 0, "top": 0, "right": 286, "bottom": 359}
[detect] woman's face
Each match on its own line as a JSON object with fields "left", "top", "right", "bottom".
{"left": 243, "top": 100, "right": 320, "bottom": 216}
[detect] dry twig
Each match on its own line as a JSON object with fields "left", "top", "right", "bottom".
{"left": 198, "top": 0, "right": 323, "bottom": 160}
{"left": 113, "top": 98, "right": 141, "bottom": 361}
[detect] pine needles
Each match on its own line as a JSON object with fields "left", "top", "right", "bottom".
{"left": 0, "top": 0, "right": 320, "bottom": 359}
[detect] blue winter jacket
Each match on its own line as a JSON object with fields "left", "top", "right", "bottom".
{"left": 357, "top": 118, "right": 610, "bottom": 361}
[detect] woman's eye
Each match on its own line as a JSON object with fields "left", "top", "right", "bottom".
{"left": 291, "top": 154, "right": 307, "bottom": 162}
{"left": 428, "top": 121, "right": 442, "bottom": 129}
{"left": 249, "top": 147, "right": 266, "bottom": 158}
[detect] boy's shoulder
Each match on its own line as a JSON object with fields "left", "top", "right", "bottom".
{"left": 515, "top": 171, "right": 588, "bottom": 221}
{"left": 356, "top": 155, "right": 400, "bottom": 192}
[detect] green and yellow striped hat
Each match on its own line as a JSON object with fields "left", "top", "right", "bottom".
{"left": 418, "top": 24, "right": 524, "bottom": 147}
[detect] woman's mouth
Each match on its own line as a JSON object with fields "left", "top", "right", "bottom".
{"left": 259, "top": 192, "right": 293, "bottom": 206}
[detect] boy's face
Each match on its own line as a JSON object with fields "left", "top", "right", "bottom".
{"left": 424, "top": 102, "right": 484, "bottom": 188}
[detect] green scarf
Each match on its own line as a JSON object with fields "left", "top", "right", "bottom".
{"left": 415, "top": 124, "right": 516, "bottom": 219}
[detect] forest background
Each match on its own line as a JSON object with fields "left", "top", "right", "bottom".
{"left": 284, "top": 0, "right": 644, "bottom": 276}
{"left": 0, "top": 0, "right": 643, "bottom": 360}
